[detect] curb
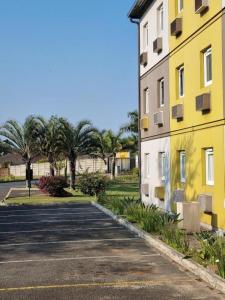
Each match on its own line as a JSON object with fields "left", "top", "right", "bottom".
{"left": 92, "top": 201, "right": 225, "bottom": 294}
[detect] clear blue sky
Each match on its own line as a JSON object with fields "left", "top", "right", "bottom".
{"left": 0, "top": 0, "right": 138, "bottom": 131}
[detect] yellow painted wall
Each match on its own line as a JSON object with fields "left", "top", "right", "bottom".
{"left": 169, "top": 0, "right": 223, "bottom": 51}
{"left": 169, "top": 2, "right": 225, "bottom": 229}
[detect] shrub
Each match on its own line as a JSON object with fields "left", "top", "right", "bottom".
{"left": 39, "top": 176, "right": 69, "bottom": 197}
{"left": 79, "top": 172, "right": 107, "bottom": 197}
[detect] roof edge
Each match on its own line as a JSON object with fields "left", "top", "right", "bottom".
{"left": 128, "top": 0, "right": 154, "bottom": 20}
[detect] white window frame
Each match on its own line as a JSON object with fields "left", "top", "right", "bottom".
{"left": 144, "top": 153, "right": 150, "bottom": 178}
{"left": 178, "top": 65, "right": 184, "bottom": 98}
{"left": 205, "top": 148, "right": 214, "bottom": 186}
{"left": 157, "top": 4, "right": 164, "bottom": 35}
{"left": 144, "top": 88, "right": 149, "bottom": 114}
{"left": 159, "top": 78, "right": 165, "bottom": 107}
{"left": 204, "top": 48, "right": 212, "bottom": 87}
{"left": 159, "top": 152, "right": 166, "bottom": 181}
{"left": 180, "top": 151, "right": 186, "bottom": 183}
{"left": 143, "top": 22, "right": 149, "bottom": 50}
{"left": 178, "top": 0, "right": 183, "bottom": 13}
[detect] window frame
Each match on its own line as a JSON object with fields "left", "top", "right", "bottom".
{"left": 144, "top": 87, "right": 150, "bottom": 114}
{"left": 159, "top": 78, "right": 165, "bottom": 107}
{"left": 204, "top": 47, "right": 212, "bottom": 87}
{"left": 157, "top": 3, "right": 164, "bottom": 35}
{"left": 180, "top": 151, "right": 186, "bottom": 183}
{"left": 143, "top": 22, "right": 149, "bottom": 50}
{"left": 178, "top": 0, "right": 183, "bottom": 13}
{"left": 159, "top": 152, "right": 166, "bottom": 181}
{"left": 205, "top": 148, "right": 214, "bottom": 186}
{"left": 178, "top": 65, "right": 184, "bottom": 98}
{"left": 144, "top": 153, "right": 150, "bottom": 178}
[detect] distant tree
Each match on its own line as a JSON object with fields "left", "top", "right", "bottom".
{"left": 37, "top": 116, "right": 64, "bottom": 176}
{"left": 0, "top": 140, "right": 11, "bottom": 156}
{"left": 120, "top": 110, "right": 138, "bottom": 135}
{"left": 60, "top": 119, "right": 96, "bottom": 189}
{"left": 0, "top": 116, "right": 41, "bottom": 187}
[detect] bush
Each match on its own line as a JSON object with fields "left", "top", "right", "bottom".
{"left": 79, "top": 172, "right": 108, "bottom": 197}
{"left": 39, "top": 176, "right": 70, "bottom": 197}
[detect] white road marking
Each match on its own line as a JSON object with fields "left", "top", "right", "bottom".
{"left": 0, "top": 254, "right": 160, "bottom": 265}
{"left": 0, "top": 211, "right": 104, "bottom": 218}
{"left": 0, "top": 237, "right": 140, "bottom": 247}
{"left": 0, "top": 226, "right": 123, "bottom": 235}
{"left": 0, "top": 218, "right": 112, "bottom": 225}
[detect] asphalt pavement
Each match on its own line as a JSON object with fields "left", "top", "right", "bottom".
{"left": 0, "top": 202, "right": 224, "bottom": 300}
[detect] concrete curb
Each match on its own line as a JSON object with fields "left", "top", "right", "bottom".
{"left": 92, "top": 201, "right": 225, "bottom": 294}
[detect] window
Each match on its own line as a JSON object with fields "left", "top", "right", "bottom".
{"left": 144, "top": 88, "right": 149, "bottom": 114}
{"left": 178, "top": 0, "right": 183, "bottom": 13}
{"left": 157, "top": 4, "right": 164, "bottom": 35}
{"left": 144, "top": 153, "right": 150, "bottom": 178}
{"left": 159, "top": 78, "right": 165, "bottom": 107}
{"left": 178, "top": 65, "right": 184, "bottom": 98}
{"left": 180, "top": 151, "right": 186, "bottom": 183}
{"left": 205, "top": 148, "right": 214, "bottom": 185}
{"left": 159, "top": 152, "right": 166, "bottom": 181}
{"left": 143, "top": 22, "right": 149, "bottom": 50}
{"left": 204, "top": 48, "right": 212, "bottom": 86}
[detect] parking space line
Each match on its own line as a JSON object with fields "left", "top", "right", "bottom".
{"left": 0, "top": 226, "right": 123, "bottom": 235}
{"left": 0, "top": 218, "right": 112, "bottom": 225}
{"left": 0, "top": 212, "right": 104, "bottom": 218}
{"left": 0, "top": 207, "right": 94, "bottom": 214}
{"left": 0, "top": 278, "right": 196, "bottom": 292}
{"left": 0, "top": 237, "right": 140, "bottom": 247}
{"left": 0, "top": 254, "right": 160, "bottom": 265}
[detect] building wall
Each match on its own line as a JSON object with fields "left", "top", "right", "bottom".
{"left": 140, "top": 0, "right": 169, "bottom": 76}
{"left": 169, "top": 0, "right": 223, "bottom": 52}
{"left": 141, "top": 137, "right": 171, "bottom": 211}
{"left": 140, "top": 58, "right": 170, "bottom": 139}
{"left": 170, "top": 125, "right": 225, "bottom": 230}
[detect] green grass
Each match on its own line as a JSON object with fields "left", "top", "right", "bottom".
{"left": 5, "top": 180, "right": 139, "bottom": 206}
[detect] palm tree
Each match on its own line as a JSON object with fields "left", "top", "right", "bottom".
{"left": 60, "top": 119, "right": 96, "bottom": 189}
{"left": 92, "top": 130, "right": 123, "bottom": 179}
{"left": 0, "top": 140, "right": 11, "bottom": 156}
{"left": 121, "top": 110, "right": 138, "bottom": 135}
{"left": 36, "top": 116, "right": 64, "bottom": 176}
{"left": 0, "top": 116, "right": 41, "bottom": 187}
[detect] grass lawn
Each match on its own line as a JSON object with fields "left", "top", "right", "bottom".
{"left": 5, "top": 180, "right": 139, "bottom": 206}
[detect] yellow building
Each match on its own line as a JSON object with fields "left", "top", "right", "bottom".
{"left": 169, "top": 0, "right": 225, "bottom": 230}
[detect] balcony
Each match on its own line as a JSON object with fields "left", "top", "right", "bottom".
{"left": 196, "top": 93, "right": 210, "bottom": 113}
{"left": 195, "top": 0, "right": 209, "bottom": 14}
{"left": 153, "top": 37, "right": 162, "bottom": 54}
{"left": 140, "top": 117, "right": 149, "bottom": 130}
{"left": 172, "top": 104, "right": 183, "bottom": 121}
{"left": 140, "top": 52, "right": 148, "bottom": 66}
{"left": 171, "top": 18, "right": 182, "bottom": 37}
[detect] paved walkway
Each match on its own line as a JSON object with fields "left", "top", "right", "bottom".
{"left": 0, "top": 202, "right": 223, "bottom": 300}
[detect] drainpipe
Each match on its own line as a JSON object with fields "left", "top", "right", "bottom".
{"left": 129, "top": 17, "right": 142, "bottom": 201}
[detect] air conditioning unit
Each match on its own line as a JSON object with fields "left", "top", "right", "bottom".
{"left": 171, "top": 18, "right": 182, "bottom": 36}
{"left": 173, "top": 189, "right": 185, "bottom": 203}
{"left": 140, "top": 52, "right": 148, "bottom": 66}
{"left": 153, "top": 111, "right": 163, "bottom": 126}
{"left": 155, "top": 186, "right": 165, "bottom": 200}
{"left": 142, "top": 184, "right": 149, "bottom": 196}
{"left": 153, "top": 37, "right": 162, "bottom": 54}
{"left": 196, "top": 93, "right": 210, "bottom": 112}
{"left": 140, "top": 117, "right": 149, "bottom": 130}
{"left": 198, "top": 194, "right": 212, "bottom": 213}
{"left": 177, "top": 202, "right": 200, "bottom": 233}
{"left": 195, "top": 0, "right": 209, "bottom": 14}
{"left": 172, "top": 104, "right": 183, "bottom": 120}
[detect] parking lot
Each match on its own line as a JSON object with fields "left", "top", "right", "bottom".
{"left": 0, "top": 202, "right": 223, "bottom": 300}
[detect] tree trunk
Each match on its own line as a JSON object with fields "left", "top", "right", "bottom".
{"left": 111, "top": 155, "right": 116, "bottom": 180}
{"left": 50, "top": 163, "right": 55, "bottom": 177}
{"left": 26, "top": 160, "right": 31, "bottom": 188}
{"left": 69, "top": 159, "right": 76, "bottom": 190}
{"left": 64, "top": 159, "right": 68, "bottom": 179}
